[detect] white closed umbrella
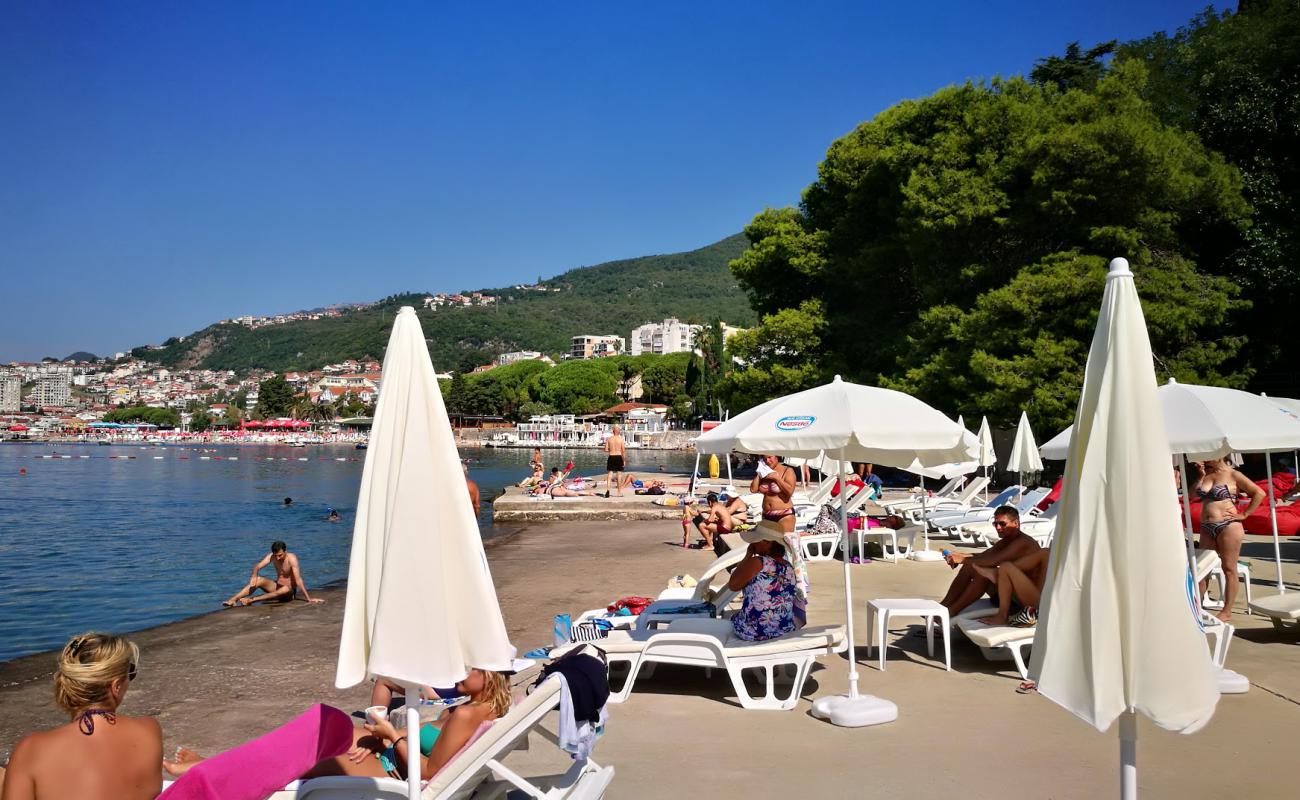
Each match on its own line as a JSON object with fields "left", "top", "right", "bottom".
{"left": 1042, "top": 381, "right": 1300, "bottom": 591}
{"left": 696, "top": 376, "right": 978, "bottom": 727}
{"left": 1007, "top": 410, "right": 1043, "bottom": 486}
{"left": 336, "top": 307, "right": 516, "bottom": 799}
{"left": 977, "top": 416, "right": 997, "bottom": 501}
{"left": 1030, "top": 258, "right": 1219, "bottom": 799}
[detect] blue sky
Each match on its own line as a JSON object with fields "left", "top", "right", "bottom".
{"left": 0, "top": 1, "right": 1223, "bottom": 361}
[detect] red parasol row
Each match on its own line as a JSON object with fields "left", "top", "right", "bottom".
{"left": 241, "top": 419, "right": 312, "bottom": 429}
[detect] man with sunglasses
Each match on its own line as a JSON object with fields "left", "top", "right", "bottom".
{"left": 938, "top": 506, "right": 1040, "bottom": 616}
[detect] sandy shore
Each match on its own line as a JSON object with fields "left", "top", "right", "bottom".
{"left": 2, "top": 520, "right": 1298, "bottom": 798}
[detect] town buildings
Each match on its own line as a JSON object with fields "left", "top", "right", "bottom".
{"left": 32, "top": 366, "right": 72, "bottom": 408}
{"left": 570, "top": 334, "right": 625, "bottom": 360}
{"left": 630, "top": 318, "right": 701, "bottom": 356}
{"left": 0, "top": 371, "right": 21, "bottom": 413}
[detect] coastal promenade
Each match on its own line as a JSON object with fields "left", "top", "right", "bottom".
{"left": 1, "top": 521, "right": 1296, "bottom": 797}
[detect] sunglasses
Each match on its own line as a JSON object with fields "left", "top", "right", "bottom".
{"left": 127, "top": 662, "right": 137, "bottom": 682}
{"left": 992, "top": 520, "right": 1010, "bottom": 529}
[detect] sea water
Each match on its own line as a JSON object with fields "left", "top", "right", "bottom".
{"left": 0, "top": 442, "right": 695, "bottom": 662}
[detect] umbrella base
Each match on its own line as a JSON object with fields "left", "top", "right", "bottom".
{"left": 908, "top": 550, "right": 945, "bottom": 562}
{"left": 1217, "top": 667, "right": 1250, "bottom": 694}
{"left": 810, "top": 693, "right": 898, "bottom": 727}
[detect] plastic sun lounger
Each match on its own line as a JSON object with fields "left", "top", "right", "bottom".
{"left": 292, "top": 676, "right": 614, "bottom": 800}
{"left": 569, "top": 618, "right": 847, "bottom": 711}
{"left": 931, "top": 488, "right": 1049, "bottom": 541}
{"left": 960, "top": 500, "right": 1060, "bottom": 548}
{"left": 798, "top": 484, "right": 878, "bottom": 562}
{"left": 574, "top": 549, "right": 747, "bottom": 630}
{"left": 877, "top": 475, "right": 966, "bottom": 513}
{"left": 886, "top": 478, "right": 990, "bottom": 521}
{"left": 954, "top": 617, "right": 1036, "bottom": 680}
{"left": 1247, "top": 593, "right": 1300, "bottom": 630}
{"left": 919, "top": 485, "right": 1022, "bottom": 527}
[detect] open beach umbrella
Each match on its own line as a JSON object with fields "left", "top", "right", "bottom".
{"left": 1029, "top": 259, "right": 1218, "bottom": 799}
{"left": 1041, "top": 381, "right": 1300, "bottom": 591}
{"left": 1006, "top": 410, "right": 1043, "bottom": 486}
{"left": 696, "top": 376, "right": 978, "bottom": 727}
{"left": 336, "top": 307, "right": 515, "bottom": 798}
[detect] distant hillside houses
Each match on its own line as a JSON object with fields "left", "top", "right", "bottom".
{"left": 422, "top": 291, "right": 498, "bottom": 310}
{"left": 220, "top": 307, "right": 347, "bottom": 329}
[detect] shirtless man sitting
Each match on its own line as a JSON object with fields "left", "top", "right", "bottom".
{"left": 939, "top": 506, "right": 1040, "bottom": 616}
{"left": 222, "top": 540, "right": 324, "bottom": 607}
{"left": 974, "top": 548, "right": 1050, "bottom": 626}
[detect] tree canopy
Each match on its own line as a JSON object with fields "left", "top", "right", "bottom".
{"left": 728, "top": 62, "right": 1250, "bottom": 429}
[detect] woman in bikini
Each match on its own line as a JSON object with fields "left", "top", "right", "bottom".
{"left": 1196, "top": 457, "right": 1265, "bottom": 621}
{"left": 751, "top": 454, "right": 797, "bottom": 534}
{"left": 1, "top": 633, "right": 163, "bottom": 800}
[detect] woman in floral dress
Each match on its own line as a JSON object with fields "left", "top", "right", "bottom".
{"left": 728, "top": 521, "right": 798, "bottom": 641}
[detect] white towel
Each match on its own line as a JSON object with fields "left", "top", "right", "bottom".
{"left": 555, "top": 673, "right": 607, "bottom": 761}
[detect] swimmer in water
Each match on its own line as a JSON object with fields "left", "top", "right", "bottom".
{"left": 283, "top": 497, "right": 293, "bottom": 507}
{"left": 328, "top": 509, "right": 341, "bottom": 522}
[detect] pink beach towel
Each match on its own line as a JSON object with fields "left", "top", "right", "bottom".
{"left": 158, "top": 703, "right": 354, "bottom": 800}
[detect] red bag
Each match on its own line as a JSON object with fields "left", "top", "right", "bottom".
{"left": 607, "top": 596, "right": 655, "bottom": 615}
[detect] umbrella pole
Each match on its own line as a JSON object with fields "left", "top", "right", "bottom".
{"left": 691, "top": 452, "right": 700, "bottom": 496}
{"left": 1178, "top": 456, "right": 1197, "bottom": 576}
{"left": 839, "top": 455, "right": 859, "bottom": 699}
{"left": 1119, "top": 711, "right": 1137, "bottom": 800}
{"left": 920, "top": 476, "right": 929, "bottom": 551}
{"left": 1266, "top": 454, "right": 1285, "bottom": 593}
{"left": 406, "top": 705, "right": 420, "bottom": 800}
{"left": 727, "top": 452, "right": 733, "bottom": 492}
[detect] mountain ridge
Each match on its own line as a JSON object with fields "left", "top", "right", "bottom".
{"left": 136, "top": 234, "right": 754, "bottom": 374}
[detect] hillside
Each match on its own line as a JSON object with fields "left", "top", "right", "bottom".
{"left": 139, "top": 234, "right": 755, "bottom": 373}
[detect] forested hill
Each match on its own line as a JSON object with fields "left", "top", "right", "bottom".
{"left": 139, "top": 234, "right": 755, "bottom": 374}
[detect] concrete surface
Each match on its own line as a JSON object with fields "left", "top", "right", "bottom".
{"left": 1, "top": 521, "right": 1297, "bottom": 799}
{"left": 492, "top": 471, "right": 698, "bottom": 522}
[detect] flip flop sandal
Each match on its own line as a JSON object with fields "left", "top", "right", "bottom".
{"left": 1016, "top": 681, "right": 1038, "bottom": 694}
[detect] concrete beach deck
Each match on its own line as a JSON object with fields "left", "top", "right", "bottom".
{"left": 492, "top": 470, "right": 698, "bottom": 522}
{"left": 1, "top": 519, "right": 1297, "bottom": 798}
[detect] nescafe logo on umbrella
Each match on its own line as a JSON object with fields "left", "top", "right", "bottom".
{"left": 775, "top": 415, "right": 815, "bottom": 431}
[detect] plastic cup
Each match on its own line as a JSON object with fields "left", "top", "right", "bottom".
{"left": 365, "top": 705, "right": 388, "bottom": 723}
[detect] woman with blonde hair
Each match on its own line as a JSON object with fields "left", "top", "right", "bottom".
{"left": 1, "top": 632, "right": 162, "bottom": 800}
{"left": 1196, "top": 456, "right": 1266, "bottom": 621}
{"left": 163, "top": 667, "right": 512, "bottom": 783}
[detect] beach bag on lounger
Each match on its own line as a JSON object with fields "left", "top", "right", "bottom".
{"left": 809, "top": 504, "right": 841, "bottom": 537}
{"left": 571, "top": 618, "right": 614, "bottom": 642}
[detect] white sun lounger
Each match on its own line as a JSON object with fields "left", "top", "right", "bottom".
{"left": 932, "top": 487, "right": 1049, "bottom": 541}
{"left": 920, "top": 485, "right": 1022, "bottom": 528}
{"left": 877, "top": 475, "right": 965, "bottom": 512}
{"left": 1247, "top": 592, "right": 1300, "bottom": 629}
{"left": 565, "top": 618, "right": 846, "bottom": 710}
{"left": 798, "top": 484, "right": 877, "bottom": 561}
{"left": 885, "top": 477, "right": 990, "bottom": 521}
{"left": 290, "top": 676, "right": 613, "bottom": 800}
{"left": 960, "top": 501, "right": 1060, "bottom": 548}
{"left": 574, "top": 549, "right": 747, "bottom": 630}
{"left": 954, "top": 617, "right": 1036, "bottom": 679}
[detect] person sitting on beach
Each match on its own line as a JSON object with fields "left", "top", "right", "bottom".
{"left": 938, "top": 506, "right": 1040, "bottom": 616}
{"left": 974, "top": 548, "right": 1051, "bottom": 627}
{"left": 720, "top": 492, "right": 750, "bottom": 525}
{"left": 163, "top": 668, "right": 511, "bottom": 783}
{"left": 519, "top": 463, "right": 545, "bottom": 489}
{"left": 727, "top": 522, "right": 797, "bottom": 642}
{"left": 633, "top": 479, "right": 666, "bottom": 495}
{"left": 545, "top": 468, "right": 596, "bottom": 497}
{"left": 222, "top": 541, "right": 324, "bottom": 607}
{"left": 751, "top": 454, "right": 797, "bottom": 533}
{"left": 0, "top": 632, "right": 163, "bottom": 800}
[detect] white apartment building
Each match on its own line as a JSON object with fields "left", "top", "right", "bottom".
{"left": 32, "top": 367, "right": 72, "bottom": 408}
{"left": 0, "top": 371, "right": 21, "bottom": 412}
{"left": 630, "top": 318, "right": 701, "bottom": 356}
{"left": 570, "top": 335, "right": 625, "bottom": 360}
{"left": 497, "top": 350, "right": 543, "bottom": 366}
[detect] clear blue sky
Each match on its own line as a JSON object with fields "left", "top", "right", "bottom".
{"left": 0, "top": 1, "right": 1224, "bottom": 361}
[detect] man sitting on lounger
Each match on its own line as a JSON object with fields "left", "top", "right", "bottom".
{"left": 974, "top": 548, "right": 1050, "bottom": 627}
{"left": 223, "top": 540, "right": 324, "bottom": 607}
{"left": 938, "top": 506, "right": 1040, "bottom": 616}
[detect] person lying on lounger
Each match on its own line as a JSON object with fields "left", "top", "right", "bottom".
{"left": 222, "top": 540, "right": 323, "bottom": 607}
{"left": 938, "top": 506, "right": 1040, "bottom": 616}
{"left": 973, "top": 548, "right": 1050, "bottom": 627}
{"left": 1, "top": 632, "right": 163, "bottom": 800}
{"left": 163, "top": 668, "right": 512, "bottom": 783}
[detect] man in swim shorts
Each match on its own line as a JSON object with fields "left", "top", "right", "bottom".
{"left": 604, "top": 425, "right": 627, "bottom": 497}
{"left": 222, "top": 540, "right": 324, "bottom": 607}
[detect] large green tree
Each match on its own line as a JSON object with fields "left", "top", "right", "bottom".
{"left": 730, "top": 63, "right": 1251, "bottom": 428}
{"left": 254, "top": 375, "right": 295, "bottom": 418}
{"left": 1120, "top": 0, "right": 1300, "bottom": 394}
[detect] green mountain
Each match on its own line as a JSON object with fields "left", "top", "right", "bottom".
{"left": 139, "top": 234, "right": 755, "bottom": 374}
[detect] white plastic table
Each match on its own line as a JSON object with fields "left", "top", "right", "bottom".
{"left": 865, "top": 598, "right": 951, "bottom": 671}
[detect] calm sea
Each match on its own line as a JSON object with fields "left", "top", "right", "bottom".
{"left": 0, "top": 441, "right": 696, "bottom": 663}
